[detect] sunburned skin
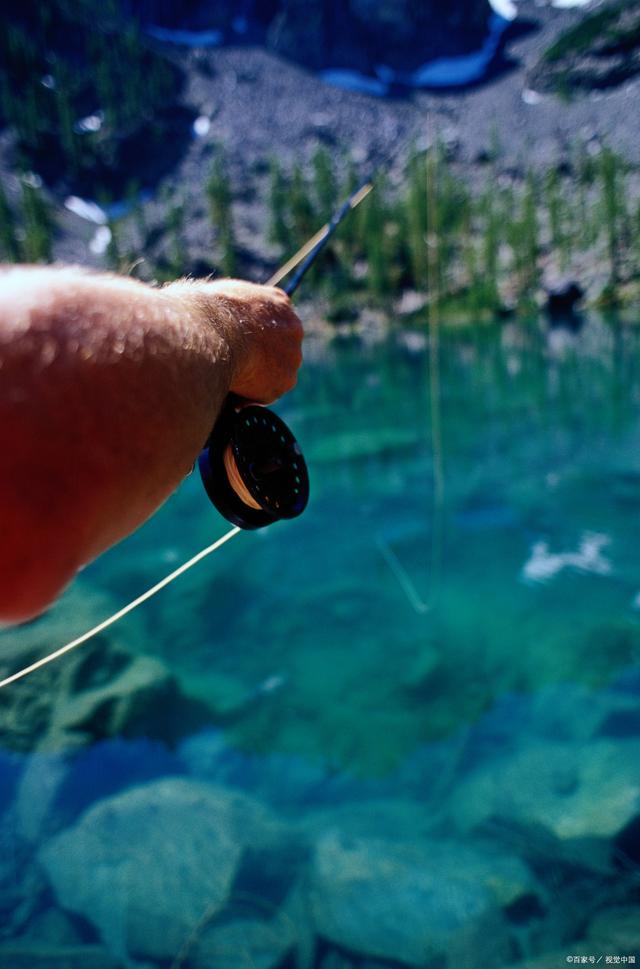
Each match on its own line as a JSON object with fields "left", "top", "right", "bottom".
{"left": 0, "top": 266, "right": 303, "bottom": 622}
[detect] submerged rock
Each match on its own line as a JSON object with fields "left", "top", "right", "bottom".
{"left": 586, "top": 905, "right": 640, "bottom": 951}
{"left": 180, "top": 729, "right": 352, "bottom": 810}
{"left": 306, "top": 426, "right": 420, "bottom": 464}
{"left": 0, "top": 749, "right": 22, "bottom": 816}
{"left": 0, "top": 944, "right": 122, "bottom": 969}
{"left": 309, "top": 829, "right": 528, "bottom": 965}
{"left": 39, "top": 778, "right": 276, "bottom": 962}
{"left": 189, "top": 916, "right": 297, "bottom": 969}
{"left": 0, "top": 585, "right": 211, "bottom": 753}
{"left": 0, "top": 795, "right": 49, "bottom": 941}
{"left": 18, "top": 907, "right": 84, "bottom": 947}
{"left": 13, "top": 739, "right": 183, "bottom": 846}
{"left": 13, "top": 752, "right": 71, "bottom": 846}
{"left": 450, "top": 738, "right": 640, "bottom": 840}
{"left": 300, "top": 799, "right": 439, "bottom": 845}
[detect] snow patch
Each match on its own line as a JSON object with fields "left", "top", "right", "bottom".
{"left": 145, "top": 25, "right": 223, "bottom": 46}
{"left": 64, "top": 196, "right": 107, "bottom": 224}
{"left": 488, "top": 0, "right": 517, "bottom": 20}
{"left": 193, "top": 115, "right": 211, "bottom": 137}
{"left": 322, "top": 14, "right": 509, "bottom": 96}
{"left": 407, "top": 15, "right": 506, "bottom": 87}
{"left": 550, "top": 0, "right": 596, "bottom": 7}
{"left": 320, "top": 70, "right": 389, "bottom": 97}
{"left": 522, "top": 87, "right": 543, "bottom": 105}
{"left": 89, "top": 225, "right": 112, "bottom": 255}
{"left": 74, "top": 112, "right": 103, "bottom": 134}
{"left": 22, "top": 172, "right": 43, "bottom": 189}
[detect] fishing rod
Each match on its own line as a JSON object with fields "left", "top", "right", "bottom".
{"left": 0, "top": 178, "right": 373, "bottom": 689}
{"left": 199, "top": 179, "right": 373, "bottom": 530}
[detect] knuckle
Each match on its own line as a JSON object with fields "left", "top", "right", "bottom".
{"left": 286, "top": 371, "right": 298, "bottom": 392}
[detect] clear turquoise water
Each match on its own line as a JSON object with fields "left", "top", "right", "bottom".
{"left": 88, "top": 313, "right": 640, "bottom": 768}
{"left": 2, "top": 313, "right": 640, "bottom": 965}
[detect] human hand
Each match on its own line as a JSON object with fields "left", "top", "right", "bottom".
{"left": 0, "top": 268, "right": 303, "bottom": 622}
{"left": 193, "top": 279, "right": 304, "bottom": 403}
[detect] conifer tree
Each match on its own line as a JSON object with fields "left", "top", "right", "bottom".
{"left": 338, "top": 157, "right": 361, "bottom": 260}
{"left": 480, "top": 187, "right": 499, "bottom": 307}
{"left": 289, "top": 164, "right": 315, "bottom": 247}
{"left": 425, "top": 149, "right": 443, "bottom": 307}
{"left": 0, "top": 180, "right": 20, "bottom": 262}
{"left": 363, "top": 182, "right": 388, "bottom": 300}
{"left": 512, "top": 172, "right": 540, "bottom": 296}
{"left": 312, "top": 147, "right": 337, "bottom": 223}
{"left": 545, "top": 168, "right": 567, "bottom": 269}
{"left": 600, "top": 147, "right": 622, "bottom": 286}
{"left": 167, "top": 196, "right": 186, "bottom": 274}
{"left": 54, "top": 63, "right": 79, "bottom": 176}
{"left": 206, "top": 152, "right": 236, "bottom": 278}
{"left": 20, "top": 178, "right": 53, "bottom": 263}
{"left": 92, "top": 36, "right": 118, "bottom": 132}
{"left": 106, "top": 219, "right": 122, "bottom": 272}
{"left": 524, "top": 172, "right": 541, "bottom": 291}
{"left": 433, "top": 147, "right": 466, "bottom": 296}
{"left": 268, "top": 158, "right": 290, "bottom": 252}
{"left": 634, "top": 199, "right": 640, "bottom": 269}
{"left": 405, "top": 152, "right": 428, "bottom": 291}
{"left": 126, "top": 180, "right": 146, "bottom": 250}
{"left": 461, "top": 193, "right": 479, "bottom": 309}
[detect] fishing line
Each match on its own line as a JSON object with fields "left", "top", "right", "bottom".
{"left": 1, "top": 179, "right": 373, "bottom": 689}
{"left": 0, "top": 527, "right": 241, "bottom": 689}
{"left": 375, "top": 536, "right": 430, "bottom": 614}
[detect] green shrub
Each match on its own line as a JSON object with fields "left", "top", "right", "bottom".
{"left": 0, "top": 180, "right": 21, "bottom": 262}
{"left": 206, "top": 152, "right": 236, "bottom": 278}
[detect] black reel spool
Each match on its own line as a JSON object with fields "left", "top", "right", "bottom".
{"left": 198, "top": 395, "right": 310, "bottom": 529}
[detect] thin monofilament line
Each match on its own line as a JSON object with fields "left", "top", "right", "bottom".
{"left": 376, "top": 537, "right": 430, "bottom": 615}
{"left": 0, "top": 526, "right": 241, "bottom": 689}
{"left": 0, "top": 182, "right": 376, "bottom": 690}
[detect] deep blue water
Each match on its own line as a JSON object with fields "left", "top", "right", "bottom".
{"left": 1, "top": 313, "right": 640, "bottom": 966}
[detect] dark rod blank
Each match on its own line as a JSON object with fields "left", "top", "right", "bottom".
{"left": 282, "top": 180, "right": 373, "bottom": 297}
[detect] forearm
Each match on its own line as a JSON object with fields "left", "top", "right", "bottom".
{"left": 0, "top": 266, "right": 252, "bottom": 621}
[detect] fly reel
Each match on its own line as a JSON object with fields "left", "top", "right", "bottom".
{"left": 199, "top": 395, "right": 309, "bottom": 529}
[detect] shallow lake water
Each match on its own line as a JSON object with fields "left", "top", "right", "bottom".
{"left": 2, "top": 312, "right": 640, "bottom": 967}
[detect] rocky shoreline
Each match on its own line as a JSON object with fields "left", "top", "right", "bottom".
{"left": 2, "top": 2, "right": 640, "bottom": 315}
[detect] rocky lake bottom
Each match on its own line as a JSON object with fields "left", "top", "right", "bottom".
{"left": 1, "top": 312, "right": 640, "bottom": 968}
